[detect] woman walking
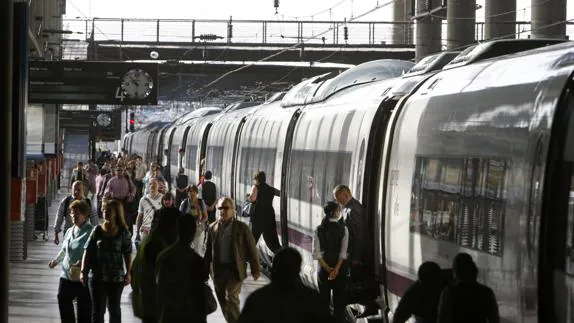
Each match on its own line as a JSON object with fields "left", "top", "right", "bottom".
{"left": 179, "top": 185, "right": 208, "bottom": 256}
{"left": 81, "top": 199, "right": 133, "bottom": 323}
{"left": 248, "top": 171, "right": 282, "bottom": 252}
{"left": 49, "top": 200, "right": 94, "bottom": 323}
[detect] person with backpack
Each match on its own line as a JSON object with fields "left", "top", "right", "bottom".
{"left": 198, "top": 170, "right": 217, "bottom": 224}
{"left": 135, "top": 179, "right": 163, "bottom": 243}
{"left": 175, "top": 168, "right": 189, "bottom": 209}
{"left": 53, "top": 181, "right": 98, "bottom": 245}
{"left": 179, "top": 185, "right": 208, "bottom": 256}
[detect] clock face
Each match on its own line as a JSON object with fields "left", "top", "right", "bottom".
{"left": 121, "top": 69, "right": 154, "bottom": 99}
{"left": 96, "top": 113, "right": 112, "bottom": 127}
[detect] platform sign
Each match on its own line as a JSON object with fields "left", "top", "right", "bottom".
{"left": 28, "top": 61, "right": 158, "bottom": 105}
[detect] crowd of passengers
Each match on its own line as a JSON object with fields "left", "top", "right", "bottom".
{"left": 48, "top": 153, "right": 500, "bottom": 323}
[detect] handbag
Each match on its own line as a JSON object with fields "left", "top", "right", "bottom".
{"left": 68, "top": 263, "right": 82, "bottom": 282}
{"left": 241, "top": 200, "right": 254, "bottom": 218}
{"left": 204, "top": 283, "right": 218, "bottom": 315}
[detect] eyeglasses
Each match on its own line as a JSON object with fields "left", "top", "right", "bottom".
{"left": 217, "top": 206, "right": 231, "bottom": 210}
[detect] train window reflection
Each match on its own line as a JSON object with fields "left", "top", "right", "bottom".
{"left": 289, "top": 150, "right": 352, "bottom": 206}
{"left": 239, "top": 147, "right": 276, "bottom": 185}
{"left": 186, "top": 145, "right": 198, "bottom": 170}
{"left": 206, "top": 146, "right": 224, "bottom": 178}
{"left": 170, "top": 144, "right": 179, "bottom": 167}
{"left": 410, "top": 156, "right": 508, "bottom": 256}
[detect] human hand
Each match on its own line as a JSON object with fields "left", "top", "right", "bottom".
{"left": 124, "top": 273, "right": 131, "bottom": 286}
{"left": 252, "top": 271, "right": 260, "bottom": 281}
{"left": 48, "top": 260, "right": 57, "bottom": 269}
{"left": 80, "top": 272, "right": 88, "bottom": 286}
{"left": 54, "top": 234, "right": 60, "bottom": 245}
{"left": 328, "top": 268, "right": 339, "bottom": 280}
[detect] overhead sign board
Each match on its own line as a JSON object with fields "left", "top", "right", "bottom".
{"left": 59, "top": 110, "right": 123, "bottom": 141}
{"left": 29, "top": 61, "right": 158, "bottom": 105}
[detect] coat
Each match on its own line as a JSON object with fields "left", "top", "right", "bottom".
{"left": 205, "top": 218, "right": 260, "bottom": 281}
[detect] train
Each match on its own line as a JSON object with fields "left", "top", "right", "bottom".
{"left": 123, "top": 39, "right": 574, "bottom": 322}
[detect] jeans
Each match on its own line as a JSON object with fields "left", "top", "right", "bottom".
{"left": 57, "top": 277, "right": 91, "bottom": 323}
{"left": 88, "top": 278, "right": 124, "bottom": 323}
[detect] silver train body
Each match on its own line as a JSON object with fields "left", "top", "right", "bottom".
{"left": 125, "top": 42, "right": 574, "bottom": 322}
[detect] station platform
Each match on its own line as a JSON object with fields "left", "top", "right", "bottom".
{"left": 8, "top": 188, "right": 269, "bottom": 323}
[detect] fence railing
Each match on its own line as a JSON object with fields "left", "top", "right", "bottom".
{"left": 62, "top": 18, "right": 574, "bottom": 47}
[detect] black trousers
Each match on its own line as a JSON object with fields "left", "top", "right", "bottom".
{"left": 88, "top": 279, "right": 124, "bottom": 323}
{"left": 57, "top": 277, "right": 91, "bottom": 323}
{"left": 251, "top": 221, "right": 281, "bottom": 253}
{"left": 318, "top": 268, "right": 347, "bottom": 323}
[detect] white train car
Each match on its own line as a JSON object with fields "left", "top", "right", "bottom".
{"left": 380, "top": 42, "right": 574, "bottom": 322}
{"left": 204, "top": 101, "right": 275, "bottom": 201}
{"left": 284, "top": 60, "right": 414, "bottom": 287}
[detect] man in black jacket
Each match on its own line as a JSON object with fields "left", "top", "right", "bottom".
{"left": 238, "top": 247, "right": 334, "bottom": 323}
{"left": 333, "top": 184, "right": 378, "bottom": 318}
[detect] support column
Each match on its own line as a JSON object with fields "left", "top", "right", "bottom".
{"left": 10, "top": 0, "right": 28, "bottom": 261}
{"left": 531, "top": 0, "right": 567, "bottom": 39}
{"left": 446, "top": 0, "right": 476, "bottom": 50}
{"left": 0, "top": 0, "right": 13, "bottom": 319}
{"left": 43, "top": 104, "right": 57, "bottom": 205}
{"left": 485, "top": 0, "right": 516, "bottom": 40}
{"left": 415, "top": 0, "right": 442, "bottom": 61}
{"left": 392, "top": 0, "right": 413, "bottom": 45}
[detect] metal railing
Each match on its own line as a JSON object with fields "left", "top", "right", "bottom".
{"left": 62, "top": 18, "right": 574, "bottom": 47}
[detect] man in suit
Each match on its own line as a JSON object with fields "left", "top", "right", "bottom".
{"left": 205, "top": 196, "right": 260, "bottom": 323}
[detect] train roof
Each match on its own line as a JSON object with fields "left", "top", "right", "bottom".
{"left": 442, "top": 38, "right": 568, "bottom": 70}
{"left": 222, "top": 101, "right": 262, "bottom": 113}
{"left": 280, "top": 73, "right": 334, "bottom": 108}
{"left": 414, "top": 41, "right": 574, "bottom": 104}
{"left": 403, "top": 51, "right": 460, "bottom": 76}
{"left": 310, "top": 59, "right": 414, "bottom": 102}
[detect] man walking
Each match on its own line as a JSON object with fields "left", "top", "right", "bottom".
{"left": 205, "top": 196, "right": 260, "bottom": 323}
{"left": 53, "top": 181, "right": 98, "bottom": 245}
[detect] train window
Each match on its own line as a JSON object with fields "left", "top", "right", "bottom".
{"left": 206, "top": 146, "right": 224, "bottom": 177}
{"left": 239, "top": 147, "right": 276, "bottom": 186}
{"left": 289, "top": 150, "right": 352, "bottom": 206}
{"left": 411, "top": 156, "right": 508, "bottom": 256}
{"left": 170, "top": 144, "right": 179, "bottom": 166}
{"left": 186, "top": 145, "right": 198, "bottom": 170}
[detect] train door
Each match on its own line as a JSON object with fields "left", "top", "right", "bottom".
{"left": 199, "top": 123, "right": 213, "bottom": 179}
{"left": 540, "top": 84, "right": 574, "bottom": 323}
{"left": 231, "top": 117, "right": 248, "bottom": 201}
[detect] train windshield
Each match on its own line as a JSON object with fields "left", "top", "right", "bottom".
{"left": 312, "top": 59, "right": 414, "bottom": 101}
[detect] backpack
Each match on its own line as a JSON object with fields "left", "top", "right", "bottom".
{"left": 201, "top": 181, "right": 217, "bottom": 206}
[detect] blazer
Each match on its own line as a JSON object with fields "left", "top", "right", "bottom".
{"left": 205, "top": 218, "right": 260, "bottom": 281}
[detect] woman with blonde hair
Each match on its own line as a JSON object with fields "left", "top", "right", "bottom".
{"left": 81, "top": 198, "right": 133, "bottom": 323}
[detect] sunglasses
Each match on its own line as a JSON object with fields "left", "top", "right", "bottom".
{"left": 217, "top": 206, "right": 231, "bottom": 210}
